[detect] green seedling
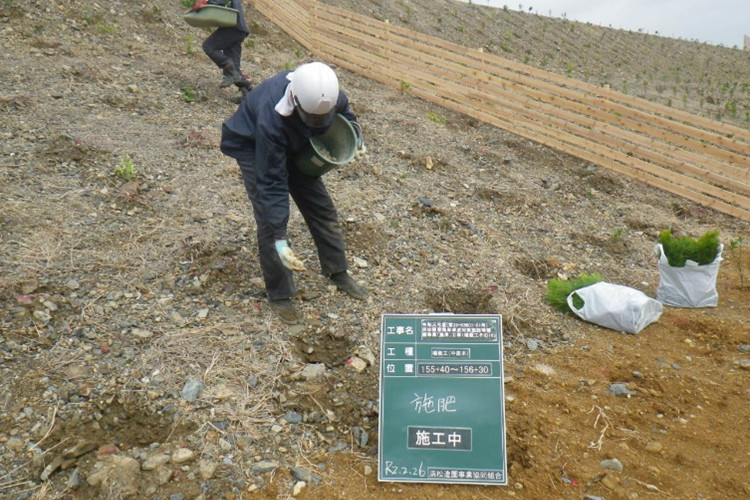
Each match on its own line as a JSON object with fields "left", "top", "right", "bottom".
{"left": 98, "top": 24, "right": 118, "bottom": 35}
{"left": 181, "top": 87, "right": 196, "bottom": 103}
{"left": 725, "top": 101, "right": 737, "bottom": 118}
{"left": 400, "top": 81, "right": 411, "bottom": 91}
{"left": 547, "top": 272, "right": 603, "bottom": 314}
{"left": 115, "top": 155, "right": 135, "bottom": 181}
{"left": 186, "top": 35, "right": 196, "bottom": 55}
{"left": 729, "top": 236, "right": 744, "bottom": 287}
{"left": 426, "top": 113, "right": 447, "bottom": 124}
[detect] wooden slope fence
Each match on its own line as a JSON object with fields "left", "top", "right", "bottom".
{"left": 250, "top": 0, "right": 750, "bottom": 222}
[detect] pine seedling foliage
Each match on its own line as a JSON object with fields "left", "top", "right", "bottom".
{"left": 546, "top": 272, "right": 603, "bottom": 313}
{"left": 659, "top": 230, "right": 720, "bottom": 267}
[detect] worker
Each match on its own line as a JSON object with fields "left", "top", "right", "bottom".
{"left": 192, "top": 0, "right": 252, "bottom": 94}
{"left": 219, "top": 62, "right": 368, "bottom": 324}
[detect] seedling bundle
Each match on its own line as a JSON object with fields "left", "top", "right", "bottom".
{"left": 656, "top": 230, "right": 723, "bottom": 308}
{"left": 658, "top": 230, "right": 720, "bottom": 267}
{"left": 546, "top": 272, "right": 662, "bottom": 334}
{"left": 546, "top": 272, "right": 603, "bottom": 313}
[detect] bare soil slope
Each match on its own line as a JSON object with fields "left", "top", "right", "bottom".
{"left": 1, "top": 1, "right": 748, "bottom": 499}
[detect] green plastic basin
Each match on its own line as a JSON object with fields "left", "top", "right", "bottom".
{"left": 184, "top": 5, "right": 238, "bottom": 28}
{"left": 293, "top": 114, "right": 357, "bottom": 177}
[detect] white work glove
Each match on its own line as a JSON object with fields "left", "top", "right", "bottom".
{"left": 274, "top": 240, "right": 306, "bottom": 271}
{"left": 354, "top": 141, "right": 367, "bottom": 160}
{"left": 351, "top": 121, "right": 367, "bottom": 162}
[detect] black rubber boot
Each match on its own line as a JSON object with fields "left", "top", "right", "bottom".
{"left": 329, "top": 272, "right": 369, "bottom": 300}
{"left": 268, "top": 299, "right": 303, "bottom": 325}
{"left": 236, "top": 75, "right": 253, "bottom": 92}
{"left": 219, "top": 62, "right": 243, "bottom": 88}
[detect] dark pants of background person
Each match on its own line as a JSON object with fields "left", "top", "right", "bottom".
{"left": 202, "top": 27, "right": 247, "bottom": 70}
{"left": 235, "top": 155, "right": 348, "bottom": 300}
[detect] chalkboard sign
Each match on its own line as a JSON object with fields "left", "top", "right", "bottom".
{"left": 378, "top": 314, "right": 507, "bottom": 485}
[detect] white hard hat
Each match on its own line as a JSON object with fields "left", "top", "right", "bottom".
{"left": 290, "top": 62, "right": 339, "bottom": 127}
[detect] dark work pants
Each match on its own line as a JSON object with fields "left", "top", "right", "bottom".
{"left": 236, "top": 157, "right": 349, "bottom": 300}
{"left": 202, "top": 27, "right": 247, "bottom": 70}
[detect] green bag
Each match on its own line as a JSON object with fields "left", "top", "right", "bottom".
{"left": 184, "top": 5, "right": 238, "bottom": 28}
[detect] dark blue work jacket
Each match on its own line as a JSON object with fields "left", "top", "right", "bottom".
{"left": 220, "top": 70, "right": 358, "bottom": 241}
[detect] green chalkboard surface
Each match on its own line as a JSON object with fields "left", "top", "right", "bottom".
{"left": 378, "top": 314, "right": 507, "bottom": 485}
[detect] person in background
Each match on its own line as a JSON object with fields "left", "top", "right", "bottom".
{"left": 219, "top": 62, "right": 368, "bottom": 325}
{"left": 192, "top": 0, "right": 252, "bottom": 95}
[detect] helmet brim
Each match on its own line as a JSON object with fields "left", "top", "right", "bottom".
{"left": 295, "top": 98, "right": 336, "bottom": 128}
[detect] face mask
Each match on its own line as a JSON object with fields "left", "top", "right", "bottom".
{"left": 294, "top": 95, "right": 335, "bottom": 128}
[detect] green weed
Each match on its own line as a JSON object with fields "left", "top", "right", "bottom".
{"left": 98, "top": 24, "right": 118, "bottom": 35}
{"left": 426, "top": 113, "right": 447, "bottom": 124}
{"left": 181, "top": 87, "right": 196, "bottom": 103}
{"left": 82, "top": 8, "right": 116, "bottom": 34}
{"left": 115, "top": 155, "right": 136, "bottom": 181}
{"left": 725, "top": 101, "right": 737, "bottom": 118}
{"left": 186, "top": 35, "right": 196, "bottom": 55}
{"left": 729, "top": 236, "right": 744, "bottom": 286}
